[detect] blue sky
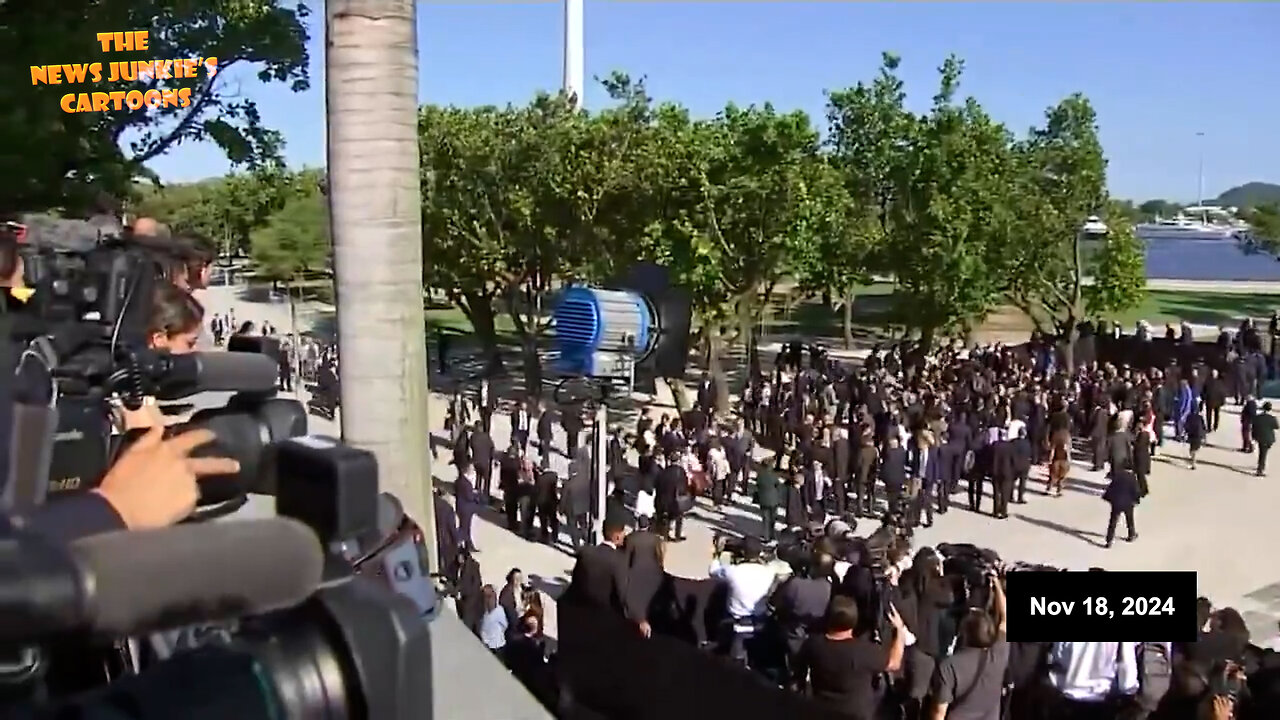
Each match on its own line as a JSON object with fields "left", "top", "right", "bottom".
{"left": 144, "top": 1, "right": 1280, "bottom": 202}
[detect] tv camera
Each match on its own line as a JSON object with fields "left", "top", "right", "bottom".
{"left": 0, "top": 435, "right": 435, "bottom": 720}
{"left": 7, "top": 216, "right": 299, "bottom": 516}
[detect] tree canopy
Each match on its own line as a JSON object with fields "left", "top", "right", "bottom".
{"left": 147, "top": 51, "right": 1148, "bottom": 371}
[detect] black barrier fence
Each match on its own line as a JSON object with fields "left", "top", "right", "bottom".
{"left": 557, "top": 595, "right": 849, "bottom": 720}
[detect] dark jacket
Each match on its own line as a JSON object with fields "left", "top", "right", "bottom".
{"left": 1103, "top": 469, "right": 1141, "bottom": 511}
{"left": 622, "top": 530, "right": 664, "bottom": 621}
{"left": 566, "top": 543, "right": 630, "bottom": 614}
{"left": 755, "top": 468, "right": 782, "bottom": 508}
{"left": 879, "top": 446, "right": 907, "bottom": 491}
{"left": 1253, "top": 412, "right": 1279, "bottom": 447}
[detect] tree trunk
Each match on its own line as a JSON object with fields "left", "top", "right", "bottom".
{"left": 706, "top": 328, "right": 729, "bottom": 416}
{"left": 842, "top": 288, "right": 855, "bottom": 350}
{"left": 521, "top": 335, "right": 541, "bottom": 400}
{"left": 326, "top": 0, "right": 434, "bottom": 570}
{"left": 460, "top": 291, "right": 502, "bottom": 373}
{"left": 287, "top": 277, "right": 301, "bottom": 382}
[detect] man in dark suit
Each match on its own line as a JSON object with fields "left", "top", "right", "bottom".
{"left": 908, "top": 431, "right": 941, "bottom": 527}
{"left": 1253, "top": 401, "right": 1279, "bottom": 477}
{"left": 562, "top": 401, "right": 584, "bottom": 454}
{"left": 1089, "top": 404, "right": 1109, "bottom": 471}
{"left": 727, "top": 419, "right": 755, "bottom": 497}
{"left": 831, "top": 427, "right": 851, "bottom": 516}
{"left": 1202, "top": 369, "right": 1226, "bottom": 432}
{"left": 535, "top": 405, "right": 555, "bottom": 457}
{"left": 1103, "top": 466, "right": 1140, "bottom": 548}
{"left": 854, "top": 432, "right": 878, "bottom": 517}
{"left": 454, "top": 464, "right": 483, "bottom": 552}
{"left": 566, "top": 516, "right": 649, "bottom": 636}
{"left": 990, "top": 432, "right": 1016, "bottom": 520}
{"left": 1242, "top": 395, "right": 1259, "bottom": 453}
{"left": 510, "top": 396, "right": 532, "bottom": 452}
{"left": 433, "top": 491, "right": 461, "bottom": 585}
{"left": 533, "top": 466, "right": 560, "bottom": 544}
{"left": 880, "top": 434, "right": 907, "bottom": 513}
{"left": 622, "top": 516, "right": 664, "bottom": 626}
{"left": 755, "top": 462, "right": 782, "bottom": 542}
{"left": 1012, "top": 427, "right": 1034, "bottom": 504}
{"left": 469, "top": 421, "right": 496, "bottom": 501}
{"left": 655, "top": 454, "right": 688, "bottom": 542}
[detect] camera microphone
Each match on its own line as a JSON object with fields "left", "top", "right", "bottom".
{"left": 74, "top": 517, "right": 323, "bottom": 638}
{"left": 153, "top": 351, "right": 279, "bottom": 400}
{"left": 0, "top": 518, "right": 324, "bottom": 644}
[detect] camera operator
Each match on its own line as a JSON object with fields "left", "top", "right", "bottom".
{"left": 709, "top": 534, "right": 784, "bottom": 665}
{"left": 898, "top": 548, "right": 954, "bottom": 719}
{"left": 927, "top": 567, "right": 1007, "bottom": 720}
{"left": 127, "top": 218, "right": 215, "bottom": 293}
{"left": 771, "top": 543, "right": 836, "bottom": 688}
{"left": 794, "top": 594, "right": 907, "bottom": 720}
{"left": 115, "top": 285, "right": 205, "bottom": 431}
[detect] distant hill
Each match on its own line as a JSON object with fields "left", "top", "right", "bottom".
{"left": 1208, "top": 182, "right": 1280, "bottom": 210}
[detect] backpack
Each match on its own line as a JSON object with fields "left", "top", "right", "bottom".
{"left": 1136, "top": 641, "right": 1172, "bottom": 712}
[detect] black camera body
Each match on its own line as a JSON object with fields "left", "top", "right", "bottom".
{"left": 0, "top": 437, "right": 436, "bottom": 720}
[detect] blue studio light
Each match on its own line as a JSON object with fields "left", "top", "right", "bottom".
{"left": 552, "top": 286, "right": 654, "bottom": 377}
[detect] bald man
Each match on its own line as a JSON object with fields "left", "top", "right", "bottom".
{"left": 131, "top": 217, "right": 166, "bottom": 237}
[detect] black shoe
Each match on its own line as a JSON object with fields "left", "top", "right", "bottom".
{"left": 1104, "top": 540, "right": 1113, "bottom": 549}
{"left": 1127, "top": 534, "right": 1138, "bottom": 542}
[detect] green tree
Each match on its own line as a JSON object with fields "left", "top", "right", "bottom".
{"left": 419, "top": 103, "right": 512, "bottom": 370}
{"left": 1244, "top": 203, "right": 1280, "bottom": 252}
{"left": 130, "top": 166, "right": 318, "bottom": 254}
{"left": 1084, "top": 209, "right": 1146, "bottom": 320}
{"left": 684, "top": 103, "right": 826, "bottom": 410}
{"left": 1138, "top": 199, "right": 1181, "bottom": 220}
{"left": 249, "top": 190, "right": 330, "bottom": 343}
{"left": 814, "top": 52, "right": 913, "bottom": 347}
{"left": 884, "top": 57, "right": 1018, "bottom": 355}
{"left": 1, "top": 0, "right": 310, "bottom": 215}
{"left": 249, "top": 191, "right": 329, "bottom": 280}
{"left": 1003, "top": 95, "right": 1108, "bottom": 368}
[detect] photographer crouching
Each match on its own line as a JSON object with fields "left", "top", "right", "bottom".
{"left": 709, "top": 533, "right": 788, "bottom": 667}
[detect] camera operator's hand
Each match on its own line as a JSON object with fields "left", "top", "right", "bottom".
{"left": 93, "top": 426, "right": 240, "bottom": 530}
{"left": 886, "top": 603, "right": 905, "bottom": 631}
{"left": 1211, "top": 694, "right": 1233, "bottom": 720}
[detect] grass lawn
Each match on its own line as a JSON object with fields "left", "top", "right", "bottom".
{"left": 419, "top": 285, "right": 1280, "bottom": 346}
{"left": 1107, "top": 290, "right": 1280, "bottom": 327}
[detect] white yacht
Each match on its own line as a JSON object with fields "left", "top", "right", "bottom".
{"left": 1136, "top": 206, "right": 1250, "bottom": 242}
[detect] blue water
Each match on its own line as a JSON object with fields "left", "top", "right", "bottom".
{"left": 1143, "top": 238, "right": 1280, "bottom": 281}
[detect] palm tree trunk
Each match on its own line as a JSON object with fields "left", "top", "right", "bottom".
{"left": 326, "top": 0, "right": 435, "bottom": 570}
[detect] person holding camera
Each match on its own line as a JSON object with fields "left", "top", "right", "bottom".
{"left": 771, "top": 546, "right": 836, "bottom": 688}
{"left": 794, "top": 594, "right": 907, "bottom": 720}
{"left": 927, "top": 568, "right": 1007, "bottom": 720}
{"left": 709, "top": 535, "right": 782, "bottom": 665}
{"left": 114, "top": 285, "right": 205, "bottom": 431}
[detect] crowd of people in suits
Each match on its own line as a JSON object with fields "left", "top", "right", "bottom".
{"left": 428, "top": 314, "right": 1280, "bottom": 720}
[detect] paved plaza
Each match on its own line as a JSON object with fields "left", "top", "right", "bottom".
{"left": 199, "top": 285, "right": 1280, "bottom": 641}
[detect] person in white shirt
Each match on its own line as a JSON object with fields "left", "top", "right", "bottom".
{"left": 708, "top": 535, "right": 782, "bottom": 664}
{"left": 1047, "top": 641, "right": 1139, "bottom": 710}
